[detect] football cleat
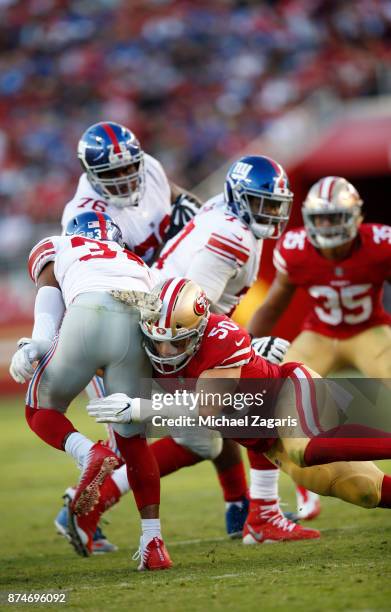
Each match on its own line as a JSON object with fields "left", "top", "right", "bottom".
{"left": 54, "top": 494, "right": 118, "bottom": 554}
{"left": 242, "top": 500, "right": 320, "bottom": 544}
{"left": 132, "top": 536, "right": 173, "bottom": 571}
{"left": 72, "top": 442, "right": 119, "bottom": 515}
{"left": 225, "top": 496, "right": 249, "bottom": 539}
{"left": 296, "top": 487, "right": 321, "bottom": 521}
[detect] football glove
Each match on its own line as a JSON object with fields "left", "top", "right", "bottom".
{"left": 86, "top": 393, "right": 136, "bottom": 424}
{"left": 165, "top": 194, "right": 200, "bottom": 240}
{"left": 9, "top": 337, "right": 50, "bottom": 384}
{"left": 251, "top": 336, "right": 290, "bottom": 365}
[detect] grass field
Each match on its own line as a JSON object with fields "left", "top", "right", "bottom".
{"left": 1, "top": 395, "right": 391, "bottom": 612}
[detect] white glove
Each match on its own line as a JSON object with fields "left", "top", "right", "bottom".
{"left": 9, "top": 338, "right": 39, "bottom": 384}
{"left": 87, "top": 393, "right": 136, "bottom": 424}
{"left": 251, "top": 336, "right": 290, "bottom": 365}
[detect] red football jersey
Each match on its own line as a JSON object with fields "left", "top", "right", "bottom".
{"left": 154, "top": 312, "right": 300, "bottom": 452}
{"left": 273, "top": 223, "right": 391, "bottom": 339}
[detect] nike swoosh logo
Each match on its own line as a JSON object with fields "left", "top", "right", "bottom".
{"left": 233, "top": 234, "right": 244, "bottom": 242}
{"left": 235, "top": 338, "right": 245, "bottom": 347}
{"left": 247, "top": 524, "right": 263, "bottom": 542}
{"left": 117, "top": 403, "right": 131, "bottom": 414}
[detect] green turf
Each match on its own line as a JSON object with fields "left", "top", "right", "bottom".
{"left": 1, "top": 396, "right": 391, "bottom": 612}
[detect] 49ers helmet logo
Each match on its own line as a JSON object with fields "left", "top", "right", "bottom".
{"left": 194, "top": 291, "right": 208, "bottom": 316}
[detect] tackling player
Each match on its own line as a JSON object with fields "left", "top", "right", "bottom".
{"left": 86, "top": 278, "right": 391, "bottom": 543}
{"left": 9, "top": 211, "right": 172, "bottom": 570}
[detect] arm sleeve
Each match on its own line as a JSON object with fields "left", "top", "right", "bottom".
{"left": 185, "top": 248, "right": 237, "bottom": 305}
{"left": 32, "top": 286, "right": 65, "bottom": 343}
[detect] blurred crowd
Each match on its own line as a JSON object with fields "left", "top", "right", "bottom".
{"left": 0, "top": 0, "right": 390, "bottom": 232}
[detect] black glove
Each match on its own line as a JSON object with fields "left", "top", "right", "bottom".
{"left": 165, "top": 194, "right": 201, "bottom": 241}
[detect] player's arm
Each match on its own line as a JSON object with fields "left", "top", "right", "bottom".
{"left": 86, "top": 366, "right": 242, "bottom": 424}
{"left": 9, "top": 245, "right": 65, "bottom": 384}
{"left": 248, "top": 271, "right": 296, "bottom": 337}
{"left": 165, "top": 181, "right": 203, "bottom": 241}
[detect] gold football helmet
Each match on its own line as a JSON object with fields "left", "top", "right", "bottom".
{"left": 302, "top": 176, "right": 363, "bottom": 248}
{"left": 140, "top": 278, "right": 210, "bottom": 373}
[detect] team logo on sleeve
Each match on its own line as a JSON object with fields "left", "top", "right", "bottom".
{"left": 194, "top": 292, "right": 208, "bottom": 316}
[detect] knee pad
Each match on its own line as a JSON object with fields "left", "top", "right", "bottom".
{"left": 174, "top": 431, "right": 223, "bottom": 460}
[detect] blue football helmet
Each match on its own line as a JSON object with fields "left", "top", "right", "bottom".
{"left": 65, "top": 211, "right": 124, "bottom": 246}
{"left": 77, "top": 121, "right": 145, "bottom": 208}
{"left": 224, "top": 155, "right": 293, "bottom": 239}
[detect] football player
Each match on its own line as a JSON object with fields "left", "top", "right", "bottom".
{"left": 9, "top": 211, "right": 172, "bottom": 570}
{"left": 86, "top": 278, "right": 391, "bottom": 543}
{"left": 62, "top": 121, "right": 202, "bottom": 262}
{"left": 248, "top": 176, "right": 391, "bottom": 520}
{"left": 249, "top": 176, "right": 391, "bottom": 377}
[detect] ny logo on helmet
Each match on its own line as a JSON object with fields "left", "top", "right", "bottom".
{"left": 108, "top": 142, "right": 132, "bottom": 165}
{"left": 230, "top": 162, "right": 253, "bottom": 182}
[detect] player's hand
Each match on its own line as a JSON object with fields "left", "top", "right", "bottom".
{"left": 165, "top": 194, "right": 200, "bottom": 240}
{"left": 9, "top": 338, "right": 39, "bottom": 383}
{"left": 251, "top": 336, "right": 290, "bottom": 365}
{"left": 86, "top": 393, "right": 136, "bottom": 424}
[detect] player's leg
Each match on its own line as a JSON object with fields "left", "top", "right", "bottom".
{"left": 263, "top": 331, "right": 339, "bottom": 519}
{"left": 242, "top": 449, "right": 320, "bottom": 545}
{"left": 341, "top": 325, "right": 391, "bottom": 380}
{"left": 267, "top": 440, "right": 388, "bottom": 510}
{"left": 25, "top": 302, "right": 120, "bottom": 490}
{"left": 272, "top": 365, "right": 391, "bottom": 510}
{"left": 283, "top": 331, "right": 341, "bottom": 375}
{"left": 101, "top": 298, "right": 171, "bottom": 570}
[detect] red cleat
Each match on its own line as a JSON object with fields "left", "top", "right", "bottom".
{"left": 242, "top": 500, "right": 320, "bottom": 544}
{"left": 133, "top": 536, "right": 173, "bottom": 571}
{"left": 66, "top": 476, "right": 121, "bottom": 557}
{"left": 296, "top": 487, "right": 322, "bottom": 520}
{"left": 72, "top": 442, "right": 119, "bottom": 516}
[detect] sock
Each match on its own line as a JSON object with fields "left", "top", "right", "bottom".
{"left": 378, "top": 475, "right": 391, "bottom": 508}
{"left": 150, "top": 437, "right": 203, "bottom": 476}
{"left": 141, "top": 518, "right": 161, "bottom": 547}
{"left": 217, "top": 462, "right": 247, "bottom": 502}
{"left": 64, "top": 432, "right": 94, "bottom": 470}
{"left": 304, "top": 425, "right": 391, "bottom": 466}
{"left": 246, "top": 449, "right": 278, "bottom": 502}
{"left": 97, "top": 475, "right": 122, "bottom": 512}
{"left": 249, "top": 468, "right": 279, "bottom": 501}
{"left": 114, "top": 433, "right": 160, "bottom": 510}
{"left": 25, "top": 406, "right": 77, "bottom": 451}
{"left": 111, "top": 464, "right": 131, "bottom": 495}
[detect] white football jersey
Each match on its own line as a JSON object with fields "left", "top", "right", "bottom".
{"left": 154, "top": 194, "right": 263, "bottom": 315}
{"left": 28, "top": 235, "right": 158, "bottom": 308}
{"left": 61, "top": 153, "right": 171, "bottom": 262}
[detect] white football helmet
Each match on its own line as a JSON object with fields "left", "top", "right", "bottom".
{"left": 302, "top": 177, "right": 363, "bottom": 248}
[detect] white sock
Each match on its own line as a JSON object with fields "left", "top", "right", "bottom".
{"left": 111, "top": 464, "right": 131, "bottom": 495}
{"left": 64, "top": 432, "right": 94, "bottom": 470}
{"left": 249, "top": 468, "right": 279, "bottom": 501}
{"left": 141, "top": 518, "right": 161, "bottom": 548}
